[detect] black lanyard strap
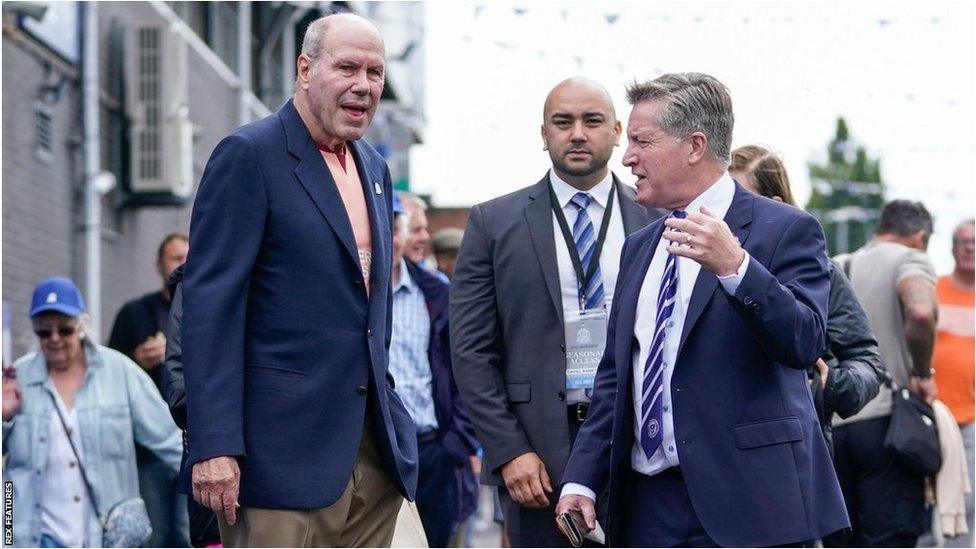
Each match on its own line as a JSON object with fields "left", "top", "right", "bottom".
{"left": 549, "top": 179, "right": 617, "bottom": 307}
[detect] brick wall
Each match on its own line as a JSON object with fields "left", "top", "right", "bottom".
{"left": 2, "top": 4, "right": 245, "bottom": 358}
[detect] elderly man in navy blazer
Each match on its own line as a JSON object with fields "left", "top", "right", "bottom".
{"left": 182, "top": 13, "right": 417, "bottom": 547}
{"left": 556, "top": 73, "right": 850, "bottom": 547}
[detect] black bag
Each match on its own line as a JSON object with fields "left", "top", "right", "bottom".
{"left": 885, "top": 386, "right": 941, "bottom": 477}
{"left": 839, "top": 255, "right": 941, "bottom": 477}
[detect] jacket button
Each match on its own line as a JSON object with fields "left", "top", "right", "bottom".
{"left": 557, "top": 391, "right": 566, "bottom": 401}
{"left": 743, "top": 297, "right": 756, "bottom": 307}
{"left": 366, "top": 329, "right": 373, "bottom": 338}
{"left": 357, "top": 385, "right": 367, "bottom": 396}
{"left": 354, "top": 279, "right": 363, "bottom": 287}
{"left": 560, "top": 343, "right": 566, "bottom": 352}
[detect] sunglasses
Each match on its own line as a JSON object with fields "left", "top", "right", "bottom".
{"left": 34, "top": 325, "right": 78, "bottom": 339}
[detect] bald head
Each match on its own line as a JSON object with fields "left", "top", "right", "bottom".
{"left": 543, "top": 77, "right": 617, "bottom": 122}
{"left": 302, "top": 13, "right": 385, "bottom": 67}
{"left": 540, "top": 76, "right": 622, "bottom": 190}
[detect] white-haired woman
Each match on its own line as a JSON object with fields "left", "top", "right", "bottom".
{"left": 2, "top": 277, "right": 182, "bottom": 548}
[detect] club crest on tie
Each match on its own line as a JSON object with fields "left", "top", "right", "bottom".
{"left": 576, "top": 326, "right": 591, "bottom": 344}
{"left": 648, "top": 418, "right": 660, "bottom": 438}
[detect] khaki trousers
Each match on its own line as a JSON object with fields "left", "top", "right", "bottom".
{"left": 218, "top": 422, "right": 404, "bottom": 547}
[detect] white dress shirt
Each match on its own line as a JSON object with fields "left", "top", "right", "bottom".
{"left": 562, "top": 172, "right": 750, "bottom": 502}
{"left": 41, "top": 390, "right": 90, "bottom": 547}
{"left": 550, "top": 170, "right": 627, "bottom": 405}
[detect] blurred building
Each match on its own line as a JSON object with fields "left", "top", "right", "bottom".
{"left": 1, "top": 1, "right": 426, "bottom": 359}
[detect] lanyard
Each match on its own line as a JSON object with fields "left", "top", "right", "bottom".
{"left": 549, "top": 180, "right": 617, "bottom": 309}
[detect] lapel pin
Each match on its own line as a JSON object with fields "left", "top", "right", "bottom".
{"left": 374, "top": 182, "right": 382, "bottom": 195}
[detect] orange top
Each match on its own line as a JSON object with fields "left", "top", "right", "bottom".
{"left": 933, "top": 275, "right": 975, "bottom": 424}
{"left": 321, "top": 148, "right": 373, "bottom": 294}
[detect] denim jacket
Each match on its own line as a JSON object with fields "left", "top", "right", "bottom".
{"left": 2, "top": 340, "right": 182, "bottom": 547}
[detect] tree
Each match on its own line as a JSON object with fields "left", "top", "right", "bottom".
{"left": 806, "top": 117, "right": 886, "bottom": 255}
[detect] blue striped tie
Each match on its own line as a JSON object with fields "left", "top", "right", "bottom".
{"left": 570, "top": 192, "right": 605, "bottom": 310}
{"left": 639, "top": 210, "right": 686, "bottom": 459}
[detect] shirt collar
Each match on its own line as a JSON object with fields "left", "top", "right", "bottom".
{"left": 548, "top": 169, "right": 614, "bottom": 210}
{"left": 677, "top": 171, "right": 736, "bottom": 220}
{"left": 393, "top": 257, "right": 418, "bottom": 294}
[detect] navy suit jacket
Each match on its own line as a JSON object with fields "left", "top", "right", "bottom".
{"left": 562, "top": 184, "right": 850, "bottom": 546}
{"left": 183, "top": 99, "right": 418, "bottom": 509}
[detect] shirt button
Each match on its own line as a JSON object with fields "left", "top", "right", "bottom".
{"left": 69, "top": 460, "right": 76, "bottom": 468}
{"left": 667, "top": 444, "right": 675, "bottom": 453}
{"left": 74, "top": 495, "right": 81, "bottom": 503}
{"left": 667, "top": 321, "right": 675, "bottom": 328}
{"left": 663, "top": 405, "right": 670, "bottom": 412}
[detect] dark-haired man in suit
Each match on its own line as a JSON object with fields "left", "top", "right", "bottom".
{"left": 557, "top": 72, "right": 849, "bottom": 547}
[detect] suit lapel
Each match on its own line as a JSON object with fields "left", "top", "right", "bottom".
{"left": 676, "top": 184, "right": 754, "bottom": 357}
{"left": 282, "top": 101, "right": 362, "bottom": 272}
{"left": 615, "top": 220, "right": 664, "bottom": 372}
{"left": 524, "top": 175, "right": 564, "bottom": 324}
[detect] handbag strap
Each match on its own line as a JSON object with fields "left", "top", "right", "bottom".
{"left": 46, "top": 389, "right": 105, "bottom": 524}
{"left": 839, "top": 255, "right": 896, "bottom": 390}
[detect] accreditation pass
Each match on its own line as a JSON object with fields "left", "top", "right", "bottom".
{"left": 564, "top": 308, "right": 608, "bottom": 389}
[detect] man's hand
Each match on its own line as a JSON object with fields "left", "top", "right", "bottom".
{"left": 501, "top": 452, "right": 553, "bottom": 508}
{"left": 192, "top": 456, "right": 241, "bottom": 525}
{"left": 910, "top": 375, "right": 938, "bottom": 404}
{"left": 815, "top": 359, "right": 829, "bottom": 390}
{"left": 663, "top": 206, "right": 745, "bottom": 277}
{"left": 555, "top": 494, "right": 597, "bottom": 531}
{"left": 133, "top": 332, "right": 166, "bottom": 371}
{"left": 2, "top": 366, "right": 22, "bottom": 422}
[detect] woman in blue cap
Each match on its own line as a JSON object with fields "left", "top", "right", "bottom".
{"left": 2, "top": 277, "right": 182, "bottom": 548}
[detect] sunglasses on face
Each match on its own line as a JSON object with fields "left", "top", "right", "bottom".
{"left": 34, "top": 325, "right": 78, "bottom": 339}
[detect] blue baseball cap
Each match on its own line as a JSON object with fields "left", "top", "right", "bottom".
{"left": 392, "top": 191, "right": 405, "bottom": 215}
{"left": 29, "top": 277, "right": 87, "bottom": 318}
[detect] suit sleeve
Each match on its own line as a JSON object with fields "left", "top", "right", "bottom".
{"left": 183, "top": 134, "right": 268, "bottom": 466}
{"left": 450, "top": 204, "right": 533, "bottom": 473}
{"left": 730, "top": 213, "right": 830, "bottom": 369}
{"left": 560, "top": 237, "right": 629, "bottom": 494}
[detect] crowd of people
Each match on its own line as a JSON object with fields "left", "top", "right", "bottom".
{"left": 2, "top": 11, "right": 973, "bottom": 549}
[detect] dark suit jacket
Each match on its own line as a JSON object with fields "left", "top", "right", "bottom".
{"left": 562, "top": 184, "right": 850, "bottom": 546}
{"left": 450, "top": 174, "right": 659, "bottom": 486}
{"left": 403, "top": 259, "right": 480, "bottom": 521}
{"left": 182, "top": 99, "right": 418, "bottom": 509}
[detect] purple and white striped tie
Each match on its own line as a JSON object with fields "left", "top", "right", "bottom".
{"left": 639, "top": 210, "right": 686, "bottom": 459}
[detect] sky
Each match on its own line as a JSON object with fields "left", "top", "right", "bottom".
{"left": 410, "top": 1, "right": 976, "bottom": 272}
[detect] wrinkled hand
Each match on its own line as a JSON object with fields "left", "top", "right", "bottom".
{"left": 133, "top": 333, "right": 166, "bottom": 371}
{"left": 910, "top": 375, "right": 938, "bottom": 404}
{"left": 815, "top": 359, "right": 829, "bottom": 390}
{"left": 663, "top": 206, "right": 745, "bottom": 277}
{"left": 192, "top": 456, "right": 241, "bottom": 525}
{"left": 501, "top": 452, "right": 553, "bottom": 508}
{"left": 2, "top": 366, "right": 22, "bottom": 422}
{"left": 555, "top": 494, "right": 597, "bottom": 531}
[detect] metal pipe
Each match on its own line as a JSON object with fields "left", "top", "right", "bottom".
{"left": 82, "top": 1, "right": 102, "bottom": 338}
{"left": 238, "top": 1, "right": 252, "bottom": 125}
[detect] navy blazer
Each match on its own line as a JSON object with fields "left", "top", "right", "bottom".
{"left": 562, "top": 184, "right": 850, "bottom": 546}
{"left": 183, "top": 100, "right": 418, "bottom": 509}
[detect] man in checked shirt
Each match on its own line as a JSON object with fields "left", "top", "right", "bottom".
{"left": 389, "top": 193, "right": 480, "bottom": 547}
